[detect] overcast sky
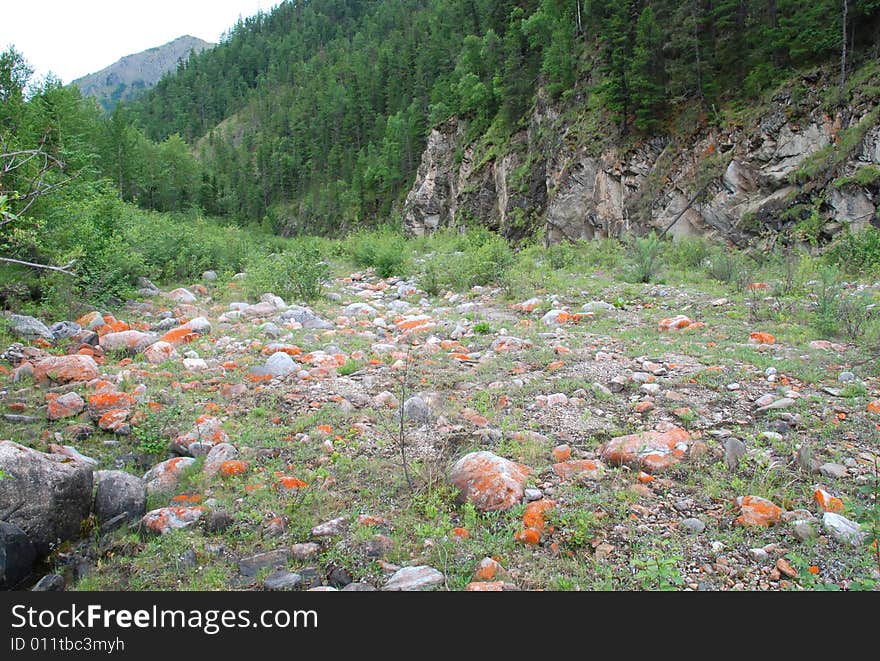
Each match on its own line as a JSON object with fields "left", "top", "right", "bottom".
{"left": 0, "top": 1, "right": 281, "bottom": 84}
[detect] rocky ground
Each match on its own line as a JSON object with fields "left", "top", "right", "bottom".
{"left": 1, "top": 264, "right": 879, "bottom": 592}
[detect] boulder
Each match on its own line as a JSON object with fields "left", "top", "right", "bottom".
{"left": 0, "top": 520, "right": 37, "bottom": 589}
{"left": 32, "top": 355, "right": 99, "bottom": 384}
{"left": 382, "top": 565, "right": 444, "bottom": 591}
{"left": 449, "top": 451, "right": 530, "bottom": 511}
{"left": 142, "top": 457, "right": 196, "bottom": 495}
{"left": 93, "top": 470, "right": 146, "bottom": 528}
{"left": 7, "top": 314, "right": 53, "bottom": 341}
{"left": 0, "top": 441, "right": 93, "bottom": 557}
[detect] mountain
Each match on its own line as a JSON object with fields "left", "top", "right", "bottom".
{"left": 72, "top": 35, "right": 214, "bottom": 112}
{"left": 122, "top": 1, "right": 879, "bottom": 242}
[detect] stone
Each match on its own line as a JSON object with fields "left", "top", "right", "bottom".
{"left": 31, "top": 574, "right": 65, "bottom": 591}
{"left": 168, "top": 288, "right": 197, "bottom": 304}
{"left": 143, "top": 340, "right": 177, "bottom": 364}
{"left": 524, "top": 488, "right": 543, "bottom": 502}
{"left": 734, "top": 496, "right": 783, "bottom": 527}
{"left": 239, "top": 549, "right": 290, "bottom": 577}
{"left": 328, "top": 566, "right": 353, "bottom": 588}
{"left": 32, "top": 355, "right": 99, "bottom": 384}
{"left": 49, "top": 321, "right": 81, "bottom": 340}
{"left": 259, "top": 322, "right": 282, "bottom": 338}
{"left": 791, "top": 520, "right": 817, "bottom": 542}
{"left": 311, "top": 517, "right": 348, "bottom": 537}
{"left": 382, "top": 565, "right": 444, "bottom": 591}
{"left": 202, "top": 270, "right": 218, "bottom": 282}
{"left": 263, "top": 351, "right": 296, "bottom": 377}
{"left": 46, "top": 392, "right": 85, "bottom": 421}
{"left": 552, "top": 459, "right": 605, "bottom": 481}
{"left": 756, "top": 398, "right": 796, "bottom": 413}
{"left": 99, "top": 330, "right": 156, "bottom": 353}
{"left": 449, "top": 451, "right": 530, "bottom": 511}
{"left": 838, "top": 371, "right": 855, "bottom": 382}
{"left": 600, "top": 427, "right": 690, "bottom": 472}
{"left": 8, "top": 314, "right": 53, "bottom": 340}
{"left": 203, "top": 443, "right": 240, "bottom": 476}
{"left": 277, "top": 306, "right": 334, "bottom": 330}
{"left": 264, "top": 570, "right": 302, "bottom": 591}
{"left": 582, "top": 300, "right": 615, "bottom": 314}
{"left": 814, "top": 487, "right": 844, "bottom": 513}
{"left": 183, "top": 317, "right": 212, "bottom": 334}
{"left": 141, "top": 507, "right": 205, "bottom": 535}
{"left": 342, "top": 582, "right": 378, "bottom": 591}
{"left": 680, "top": 518, "right": 705, "bottom": 534}
{"left": 93, "top": 470, "right": 146, "bottom": 528}
{"left": 819, "top": 463, "right": 847, "bottom": 479}
{"left": 822, "top": 512, "right": 866, "bottom": 546}
{"left": 0, "top": 520, "right": 36, "bottom": 589}
{"left": 204, "top": 511, "right": 233, "bottom": 533}
{"left": 723, "top": 438, "right": 747, "bottom": 470}
{"left": 748, "top": 548, "right": 770, "bottom": 563}
{"left": 142, "top": 457, "right": 196, "bottom": 495}
{"left": 171, "top": 416, "right": 229, "bottom": 456}
{"left": 0, "top": 441, "right": 93, "bottom": 557}
{"left": 403, "top": 396, "right": 432, "bottom": 423}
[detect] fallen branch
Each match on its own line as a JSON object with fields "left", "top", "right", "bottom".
{"left": 0, "top": 256, "right": 76, "bottom": 275}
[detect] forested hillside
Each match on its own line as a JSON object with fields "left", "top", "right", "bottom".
{"left": 127, "top": 0, "right": 880, "bottom": 229}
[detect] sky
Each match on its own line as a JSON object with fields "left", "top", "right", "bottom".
{"left": 0, "top": 0, "right": 281, "bottom": 84}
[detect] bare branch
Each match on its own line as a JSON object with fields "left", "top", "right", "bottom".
{"left": 0, "top": 256, "right": 76, "bottom": 275}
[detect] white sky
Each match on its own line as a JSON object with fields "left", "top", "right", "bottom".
{"left": 0, "top": 0, "right": 281, "bottom": 84}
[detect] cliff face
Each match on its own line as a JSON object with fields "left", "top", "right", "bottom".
{"left": 403, "top": 73, "right": 880, "bottom": 247}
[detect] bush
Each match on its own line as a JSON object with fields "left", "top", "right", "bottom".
{"left": 415, "top": 228, "right": 513, "bottom": 293}
{"left": 244, "top": 240, "right": 329, "bottom": 302}
{"left": 666, "top": 236, "right": 711, "bottom": 271}
{"left": 347, "top": 226, "right": 409, "bottom": 278}
{"left": 626, "top": 232, "right": 663, "bottom": 283}
{"left": 825, "top": 227, "right": 880, "bottom": 275}
{"left": 706, "top": 247, "right": 752, "bottom": 291}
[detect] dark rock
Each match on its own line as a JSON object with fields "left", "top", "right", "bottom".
{"left": 205, "top": 510, "right": 234, "bottom": 533}
{"left": 0, "top": 441, "right": 93, "bottom": 558}
{"left": 341, "top": 582, "right": 378, "bottom": 591}
{"left": 0, "top": 520, "right": 36, "bottom": 589}
{"left": 298, "top": 566, "right": 321, "bottom": 589}
{"left": 328, "top": 566, "right": 353, "bottom": 588}
{"left": 31, "top": 574, "right": 65, "bottom": 591}
{"left": 238, "top": 549, "right": 290, "bottom": 578}
{"left": 264, "top": 570, "right": 302, "bottom": 591}
{"left": 49, "top": 321, "right": 81, "bottom": 340}
{"left": 93, "top": 470, "right": 146, "bottom": 528}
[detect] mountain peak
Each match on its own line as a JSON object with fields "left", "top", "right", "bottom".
{"left": 72, "top": 35, "right": 214, "bottom": 112}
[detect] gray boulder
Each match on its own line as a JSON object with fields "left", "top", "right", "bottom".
{"left": 93, "top": 470, "right": 146, "bottom": 529}
{"left": 277, "top": 306, "right": 333, "bottom": 330}
{"left": 263, "top": 352, "right": 296, "bottom": 377}
{"left": 7, "top": 314, "right": 53, "bottom": 341}
{"left": 0, "top": 520, "right": 36, "bottom": 589}
{"left": 0, "top": 441, "right": 93, "bottom": 557}
{"left": 49, "top": 321, "right": 81, "bottom": 340}
{"left": 382, "top": 566, "right": 444, "bottom": 591}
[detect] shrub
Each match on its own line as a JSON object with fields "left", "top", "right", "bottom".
{"left": 825, "top": 226, "right": 880, "bottom": 275}
{"left": 244, "top": 240, "right": 329, "bottom": 302}
{"left": 347, "top": 226, "right": 409, "bottom": 278}
{"left": 626, "top": 232, "right": 663, "bottom": 283}
{"left": 706, "top": 247, "right": 752, "bottom": 291}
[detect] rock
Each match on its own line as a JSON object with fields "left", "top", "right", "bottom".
{"left": 552, "top": 460, "right": 605, "bottom": 481}
{"left": 382, "top": 565, "right": 444, "bottom": 591}
{"left": 364, "top": 535, "right": 393, "bottom": 558}
{"left": 311, "top": 517, "right": 348, "bottom": 537}
{"left": 46, "top": 392, "right": 85, "bottom": 421}
{"left": 264, "top": 570, "right": 302, "bottom": 591}
{"left": 263, "top": 351, "right": 296, "bottom": 377}
{"left": 142, "top": 457, "right": 196, "bottom": 495}
{"left": 776, "top": 558, "right": 798, "bottom": 579}
{"left": 723, "top": 438, "right": 747, "bottom": 470}
{"left": 791, "top": 520, "right": 817, "bottom": 542}
{"left": 748, "top": 548, "right": 770, "bottom": 563}
{"left": 734, "top": 495, "right": 783, "bottom": 527}
{"left": 814, "top": 487, "right": 844, "bottom": 513}
{"left": 137, "top": 277, "right": 161, "bottom": 294}
{"left": 403, "top": 396, "right": 432, "bottom": 423}
{"left": 31, "top": 574, "right": 65, "bottom": 591}
{"left": 183, "top": 317, "right": 212, "bottom": 334}
{"left": 168, "top": 288, "right": 197, "bottom": 304}
{"left": 582, "top": 300, "right": 615, "bottom": 314}
{"left": 600, "top": 428, "right": 691, "bottom": 472}
{"left": 259, "top": 322, "right": 282, "bottom": 338}
{"left": 0, "top": 521, "right": 36, "bottom": 589}
{"left": 819, "top": 463, "right": 847, "bottom": 479}
{"left": 822, "top": 512, "right": 866, "bottom": 546}
{"left": 541, "top": 309, "right": 569, "bottom": 326}
{"left": 170, "top": 416, "right": 228, "bottom": 456}
{"left": 342, "top": 582, "right": 378, "bottom": 591}
{"left": 278, "top": 306, "right": 333, "bottom": 330}
{"left": 449, "top": 451, "right": 530, "bottom": 511}
{"left": 291, "top": 542, "right": 322, "bottom": 560}
{"left": 143, "top": 341, "right": 177, "bottom": 364}
{"left": 344, "top": 303, "right": 378, "bottom": 317}
{"left": 93, "top": 470, "right": 146, "bottom": 528}
{"left": 204, "top": 511, "right": 233, "bottom": 533}
{"left": 838, "top": 371, "right": 855, "bottom": 382}
{"left": 32, "top": 355, "right": 99, "bottom": 384}
{"left": 7, "top": 314, "right": 53, "bottom": 340}
{"left": 203, "top": 443, "right": 240, "bottom": 477}
{"left": 328, "top": 566, "right": 353, "bottom": 588}
{"left": 680, "top": 518, "right": 705, "bottom": 534}
{"left": 49, "top": 321, "right": 81, "bottom": 340}
{"left": 0, "top": 441, "right": 93, "bottom": 557}
{"left": 182, "top": 358, "right": 208, "bottom": 371}
{"left": 524, "top": 488, "right": 543, "bottom": 502}
{"left": 202, "top": 270, "right": 218, "bottom": 282}
{"left": 141, "top": 507, "right": 205, "bottom": 535}
{"left": 99, "top": 330, "right": 156, "bottom": 353}
{"left": 756, "top": 398, "right": 796, "bottom": 413}
{"left": 239, "top": 549, "right": 291, "bottom": 578}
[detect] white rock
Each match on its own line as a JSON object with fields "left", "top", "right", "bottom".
{"left": 822, "top": 512, "right": 866, "bottom": 546}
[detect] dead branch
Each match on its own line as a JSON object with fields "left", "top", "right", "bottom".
{"left": 0, "top": 256, "right": 76, "bottom": 275}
